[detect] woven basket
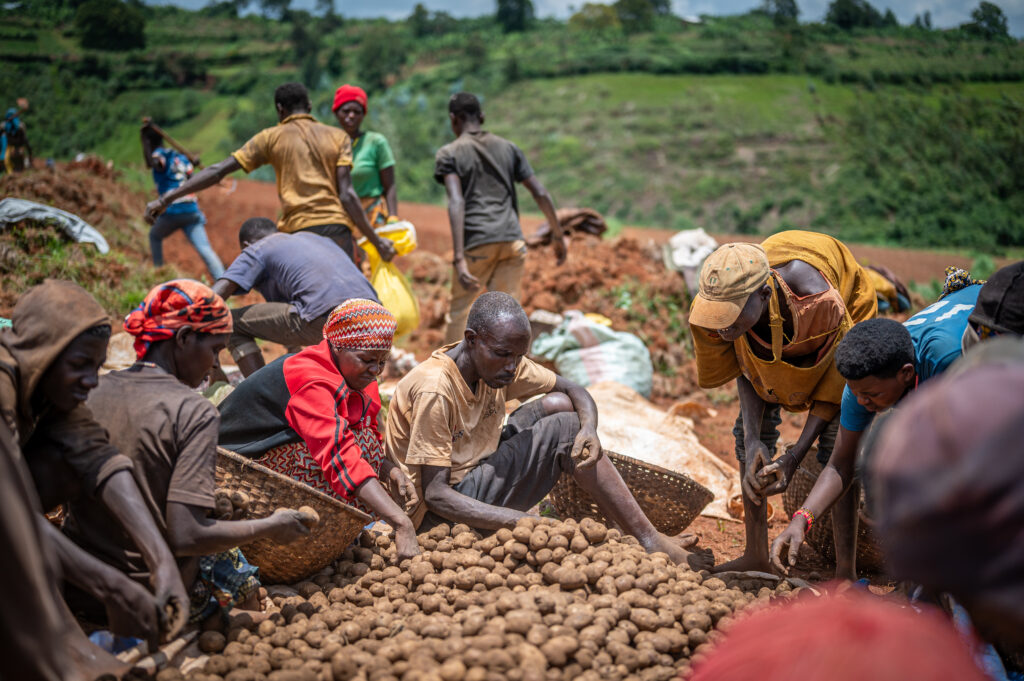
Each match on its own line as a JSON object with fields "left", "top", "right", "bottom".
{"left": 547, "top": 451, "right": 713, "bottom": 536}
{"left": 215, "top": 447, "right": 371, "bottom": 584}
{"left": 781, "top": 448, "right": 885, "bottom": 572}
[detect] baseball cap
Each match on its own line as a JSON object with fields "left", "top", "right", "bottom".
{"left": 689, "top": 242, "right": 770, "bottom": 329}
{"left": 969, "top": 261, "right": 1024, "bottom": 336}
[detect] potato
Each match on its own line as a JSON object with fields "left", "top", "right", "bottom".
{"left": 540, "top": 636, "right": 579, "bottom": 666}
{"left": 199, "top": 630, "right": 227, "bottom": 654}
{"left": 555, "top": 567, "right": 586, "bottom": 591}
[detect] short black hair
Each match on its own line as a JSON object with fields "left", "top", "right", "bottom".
{"left": 238, "top": 217, "right": 277, "bottom": 246}
{"left": 466, "top": 291, "right": 529, "bottom": 337}
{"left": 274, "top": 82, "right": 310, "bottom": 115}
{"left": 835, "top": 318, "right": 915, "bottom": 380}
{"left": 449, "top": 92, "right": 482, "bottom": 121}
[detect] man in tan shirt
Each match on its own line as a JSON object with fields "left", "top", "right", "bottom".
{"left": 144, "top": 82, "right": 395, "bottom": 263}
{"left": 386, "top": 291, "right": 708, "bottom": 568}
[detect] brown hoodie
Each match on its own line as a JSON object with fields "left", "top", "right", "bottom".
{"left": 0, "top": 279, "right": 131, "bottom": 510}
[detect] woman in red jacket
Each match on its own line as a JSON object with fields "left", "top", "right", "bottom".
{"left": 217, "top": 298, "right": 419, "bottom": 560}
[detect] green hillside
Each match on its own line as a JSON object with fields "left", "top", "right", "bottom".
{"left": 2, "top": 1, "right": 1022, "bottom": 252}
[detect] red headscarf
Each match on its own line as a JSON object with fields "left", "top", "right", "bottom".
{"left": 690, "top": 592, "right": 987, "bottom": 681}
{"left": 333, "top": 84, "right": 368, "bottom": 113}
{"left": 123, "top": 279, "right": 232, "bottom": 359}
{"left": 323, "top": 298, "right": 395, "bottom": 351}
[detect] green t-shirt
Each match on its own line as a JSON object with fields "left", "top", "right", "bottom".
{"left": 350, "top": 131, "right": 396, "bottom": 199}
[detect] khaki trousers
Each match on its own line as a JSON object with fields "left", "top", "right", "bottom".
{"left": 444, "top": 240, "right": 527, "bottom": 344}
{"left": 228, "top": 303, "right": 329, "bottom": 361}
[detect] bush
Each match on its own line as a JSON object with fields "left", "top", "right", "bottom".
{"left": 75, "top": 0, "right": 145, "bottom": 51}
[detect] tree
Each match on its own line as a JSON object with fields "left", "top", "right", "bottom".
{"left": 356, "top": 25, "right": 408, "bottom": 91}
{"left": 75, "top": 0, "right": 145, "bottom": 51}
{"left": 258, "top": 0, "right": 291, "bottom": 19}
{"left": 882, "top": 8, "right": 898, "bottom": 26}
{"left": 569, "top": 3, "right": 622, "bottom": 32}
{"left": 650, "top": 0, "right": 672, "bottom": 15}
{"left": 496, "top": 0, "right": 534, "bottom": 33}
{"left": 409, "top": 3, "right": 431, "bottom": 36}
{"left": 763, "top": 0, "right": 799, "bottom": 27}
{"left": 964, "top": 2, "right": 1009, "bottom": 39}
{"left": 824, "top": 0, "right": 884, "bottom": 30}
{"left": 615, "top": 0, "right": 655, "bottom": 33}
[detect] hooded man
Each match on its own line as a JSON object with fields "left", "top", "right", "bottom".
{"left": 0, "top": 280, "right": 188, "bottom": 643}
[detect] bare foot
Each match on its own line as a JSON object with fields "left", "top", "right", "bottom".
{"left": 646, "top": 533, "right": 715, "bottom": 571}
{"left": 671, "top": 532, "right": 700, "bottom": 549}
{"left": 711, "top": 552, "right": 773, "bottom": 574}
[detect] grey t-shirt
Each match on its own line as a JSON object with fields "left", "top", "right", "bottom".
{"left": 434, "top": 131, "right": 534, "bottom": 251}
{"left": 221, "top": 231, "right": 379, "bottom": 321}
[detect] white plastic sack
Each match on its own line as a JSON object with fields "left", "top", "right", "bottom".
{"left": 532, "top": 311, "right": 653, "bottom": 398}
{"left": 662, "top": 227, "right": 717, "bottom": 295}
{"left": 0, "top": 198, "right": 109, "bottom": 254}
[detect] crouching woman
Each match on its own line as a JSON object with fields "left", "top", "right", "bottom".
{"left": 218, "top": 299, "right": 420, "bottom": 561}
{"left": 65, "top": 280, "right": 311, "bottom": 624}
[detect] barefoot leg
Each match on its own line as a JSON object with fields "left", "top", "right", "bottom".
{"left": 711, "top": 490, "right": 772, "bottom": 573}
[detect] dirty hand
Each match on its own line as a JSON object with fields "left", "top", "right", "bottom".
{"left": 105, "top": 572, "right": 162, "bottom": 650}
{"left": 144, "top": 198, "right": 166, "bottom": 225}
{"left": 151, "top": 564, "right": 188, "bottom": 642}
{"left": 388, "top": 466, "right": 419, "bottom": 513}
{"left": 265, "top": 508, "right": 312, "bottom": 544}
{"left": 394, "top": 519, "right": 421, "bottom": 562}
{"left": 741, "top": 442, "right": 772, "bottom": 505}
{"left": 570, "top": 426, "right": 602, "bottom": 469}
{"left": 758, "top": 450, "right": 799, "bottom": 496}
{"left": 770, "top": 516, "right": 808, "bottom": 574}
{"left": 552, "top": 236, "right": 567, "bottom": 265}
{"left": 454, "top": 258, "right": 480, "bottom": 291}
{"left": 375, "top": 237, "right": 397, "bottom": 262}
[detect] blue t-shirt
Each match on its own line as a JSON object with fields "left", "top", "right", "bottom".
{"left": 840, "top": 284, "right": 982, "bottom": 432}
{"left": 151, "top": 147, "right": 200, "bottom": 215}
{"left": 221, "top": 231, "right": 379, "bottom": 321}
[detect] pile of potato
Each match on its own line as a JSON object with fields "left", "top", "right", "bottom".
{"left": 165, "top": 516, "right": 803, "bottom": 681}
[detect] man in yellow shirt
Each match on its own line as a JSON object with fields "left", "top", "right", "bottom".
{"left": 386, "top": 291, "right": 709, "bottom": 569}
{"left": 144, "top": 82, "right": 395, "bottom": 263}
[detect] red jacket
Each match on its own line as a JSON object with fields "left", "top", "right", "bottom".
{"left": 218, "top": 341, "right": 383, "bottom": 500}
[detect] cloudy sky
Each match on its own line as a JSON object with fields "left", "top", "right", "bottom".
{"left": 153, "top": 0, "right": 1024, "bottom": 36}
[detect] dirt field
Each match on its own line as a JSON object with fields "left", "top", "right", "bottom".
{"left": 168, "top": 179, "right": 992, "bottom": 288}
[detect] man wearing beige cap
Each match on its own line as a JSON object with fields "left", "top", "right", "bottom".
{"left": 688, "top": 230, "right": 876, "bottom": 573}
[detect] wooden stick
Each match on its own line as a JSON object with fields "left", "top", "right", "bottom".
{"left": 142, "top": 117, "right": 201, "bottom": 167}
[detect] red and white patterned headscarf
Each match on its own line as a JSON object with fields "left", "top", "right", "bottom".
{"left": 323, "top": 298, "right": 395, "bottom": 351}
{"left": 123, "top": 279, "right": 232, "bottom": 359}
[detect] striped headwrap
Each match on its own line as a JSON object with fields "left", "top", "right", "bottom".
{"left": 123, "top": 279, "right": 232, "bottom": 359}
{"left": 323, "top": 298, "right": 396, "bottom": 351}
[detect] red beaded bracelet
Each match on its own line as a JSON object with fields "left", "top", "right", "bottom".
{"left": 793, "top": 508, "right": 815, "bottom": 531}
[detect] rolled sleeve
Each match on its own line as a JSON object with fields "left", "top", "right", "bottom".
{"left": 377, "top": 136, "right": 396, "bottom": 171}
{"left": 220, "top": 245, "right": 265, "bottom": 294}
{"left": 506, "top": 359, "right": 557, "bottom": 403}
{"left": 511, "top": 143, "right": 534, "bottom": 183}
{"left": 433, "top": 149, "right": 456, "bottom": 185}
{"left": 232, "top": 130, "right": 270, "bottom": 174}
{"left": 404, "top": 392, "right": 455, "bottom": 468}
{"left": 285, "top": 381, "right": 376, "bottom": 500}
{"left": 336, "top": 134, "right": 353, "bottom": 168}
{"left": 166, "top": 400, "right": 219, "bottom": 510}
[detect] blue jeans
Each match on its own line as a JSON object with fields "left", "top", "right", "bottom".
{"left": 149, "top": 210, "right": 224, "bottom": 279}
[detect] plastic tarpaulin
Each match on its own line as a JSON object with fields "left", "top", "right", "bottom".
{"left": 0, "top": 198, "right": 109, "bottom": 254}
{"left": 585, "top": 381, "right": 740, "bottom": 520}
{"left": 532, "top": 311, "right": 653, "bottom": 398}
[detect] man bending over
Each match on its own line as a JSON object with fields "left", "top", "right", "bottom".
{"left": 212, "top": 217, "right": 380, "bottom": 377}
{"left": 386, "top": 291, "right": 708, "bottom": 568}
